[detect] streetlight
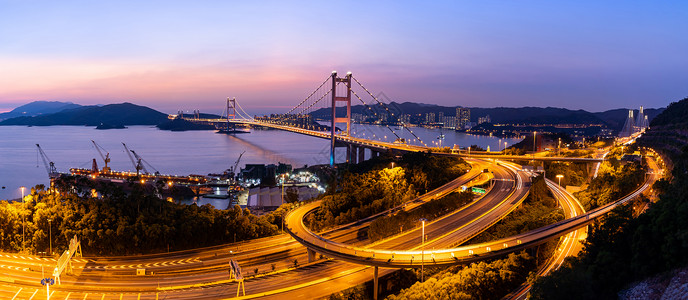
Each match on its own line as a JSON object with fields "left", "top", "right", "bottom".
{"left": 533, "top": 131, "right": 537, "bottom": 157}
{"left": 48, "top": 219, "right": 52, "bottom": 256}
{"left": 556, "top": 174, "right": 564, "bottom": 187}
{"left": 391, "top": 162, "right": 395, "bottom": 169}
{"left": 20, "top": 186, "right": 25, "bottom": 253}
{"left": 419, "top": 218, "right": 427, "bottom": 282}
{"left": 504, "top": 141, "right": 507, "bottom": 153}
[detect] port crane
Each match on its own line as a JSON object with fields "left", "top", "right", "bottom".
{"left": 122, "top": 143, "right": 159, "bottom": 176}
{"left": 230, "top": 151, "right": 245, "bottom": 174}
{"left": 91, "top": 140, "right": 111, "bottom": 173}
{"left": 36, "top": 144, "right": 59, "bottom": 179}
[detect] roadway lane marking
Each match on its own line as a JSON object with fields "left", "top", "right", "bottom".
{"left": 10, "top": 288, "right": 22, "bottom": 300}
{"left": 101, "top": 294, "right": 105, "bottom": 300}
{"left": 83, "top": 293, "right": 88, "bottom": 299}
{"left": 50, "top": 291, "right": 55, "bottom": 298}
{"left": 29, "top": 289, "right": 38, "bottom": 300}
{"left": 65, "top": 292, "right": 72, "bottom": 300}
{"left": 0, "top": 264, "right": 30, "bottom": 272}
{"left": 137, "top": 293, "right": 141, "bottom": 300}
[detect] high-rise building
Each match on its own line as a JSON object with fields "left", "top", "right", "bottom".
{"left": 442, "top": 116, "right": 456, "bottom": 129}
{"left": 478, "top": 115, "right": 491, "bottom": 124}
{"left": 425, "top": 112, "right": 436, "bottom": 124}
{"left": 400, "top": 114, "right": 411, "bottom": 125}
{"left": 456, "top": 107, "right": 470, "bottom": 130}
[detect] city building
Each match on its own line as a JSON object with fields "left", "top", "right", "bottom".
{"left": 456, "top": 107, "right": 470, "bottom": 130}
{"left": 425, "top": 112, "right": 436, "bottom": 124}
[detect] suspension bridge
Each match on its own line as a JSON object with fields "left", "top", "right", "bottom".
{"left": 180, "top": 71, "right": 604, "bottom": 164}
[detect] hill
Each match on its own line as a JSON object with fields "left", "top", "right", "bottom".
{"left": 0, "top": 101, "right": 82, "bottom": 121}
{"left": 310, "top": 102, "right": 663, "bottom": 131}
{"left": 0, "top": 103, "right": 169, "bottom": 126}
{"left": 531, "top": 97, "right": 688, "bottom": 299}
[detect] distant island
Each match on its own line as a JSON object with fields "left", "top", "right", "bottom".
{"left": 0, "top": 100, "right": 82, "bottom": 121}
{"left": 95, "top": 123, "right": 127, "bottom": 130}
{"left": 156, "top": 118, "right": 216, "bottom": 131}
{"left": 0, "top": 102, "right": 169, "bottom": 126}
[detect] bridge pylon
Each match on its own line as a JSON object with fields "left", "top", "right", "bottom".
{"left": 330, "top": 71, "right": 352, "bottom": 166}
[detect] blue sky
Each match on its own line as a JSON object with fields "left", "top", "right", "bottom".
{"left": 1, "top": 1, "right": 687, "bottom": 114}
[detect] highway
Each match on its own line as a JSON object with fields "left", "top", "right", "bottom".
{"left": 506, "top": 178, "right": 587, "bottom": 300}
{"left": 2, "top": 158, "right": 513, "bottom": 299}
{"left": 284, "top": 158, "right": 658, "bottom": 269}
{"left": 1, "top": 155, "right": 657, "bottom": 300}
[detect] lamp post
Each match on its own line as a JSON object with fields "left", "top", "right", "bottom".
{"left": 419, "top": 218, "right": 427, "bottom": 282}
{"left": 48, "top": 219, "right": 52, "bottom": 256}
{"left": 504, "top": 141, "right": 507, "bottom": 153}
{"left": 20, "top": 186, "right": 25, "bottom": 253}
{"left": 556, "top": 174, "right": 564, "bottom": 187}
{"left": 533, "top": 131, "right": 537, "bottom": 157}
{"left": 281, "top": 174, "right": 285, "bottom": 233}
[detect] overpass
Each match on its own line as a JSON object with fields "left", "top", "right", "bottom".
{"left": 284, "top": 157, "right": 659, "bottom": 269}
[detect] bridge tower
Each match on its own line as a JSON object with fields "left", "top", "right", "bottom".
{"left": 330, "top": 71, "right": 352, "bottom": 166}
{"left": 226, "top": 97, "right": 237, "bottom": 132}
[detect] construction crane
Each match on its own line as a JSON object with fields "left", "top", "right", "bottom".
{"left": 122, "top": 143, "right": 159, "bottom": 176}
{"left": 91, "top": 140, "right": 111, "bottom": 173}
{"left": 230, "top": 151, "right": 246, "bottom": 174}
{"left": 122, "top": 143, "right": 144, "bottom": 175}
{"left": 36, "top": 144, "right": 59, "bottom": 179}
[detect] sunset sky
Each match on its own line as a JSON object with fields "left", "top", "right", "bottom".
{"left": 1, "top": 1, "right": 687, "bottom": 114}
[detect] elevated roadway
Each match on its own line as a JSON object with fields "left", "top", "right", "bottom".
{"left": 284, "top": 158, "right": 658, "bottom": 269}
{"left": 197, "top": 117, "right": 605, "bottom": 163}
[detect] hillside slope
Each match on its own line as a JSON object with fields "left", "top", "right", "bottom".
{"left": 0, "top": 101, "right": 81, "bottom": 121}
{"left": 0, "top": 103, "right": 169, "bottom": 126}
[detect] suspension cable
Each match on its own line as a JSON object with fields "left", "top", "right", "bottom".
{"left": 284, "top": 75, "right": 331, "bottom": 115}
{"left": 352, "top": 75, "right": 428, "bottom": 147}
{"left": 348, "top": 86, "right": 401, "bottom": 141}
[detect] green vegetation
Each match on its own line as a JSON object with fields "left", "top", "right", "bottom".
{"left": 387, "top": 252, "right": 535, "bottom": 300}
{"left": 0, "top": 183, "right": 282, "bottom": 255}
{"left": 572, "top": 148, "right": 646, "bottom": 211}
{"left": 544, "top": 161, "right": 589, "bottom": 187}
{"left": 368, "top": 191, "right": 474, "bottom": 242}
{"left": 531, "top": 97, "right": 688, "bottom": 299}
{"left": 306, "top": 153, "right": 470, "bottom": 231}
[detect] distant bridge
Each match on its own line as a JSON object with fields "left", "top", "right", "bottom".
{"left": 181, "top": 71, "right": 605, "bottom": 164}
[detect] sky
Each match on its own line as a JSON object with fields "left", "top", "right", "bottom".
{"left": 1, "top": 1, "right": 687, "bottom": 115}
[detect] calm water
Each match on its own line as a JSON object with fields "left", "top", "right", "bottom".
{"left": 0, "top": 125, "right": 520, "bottom": 204}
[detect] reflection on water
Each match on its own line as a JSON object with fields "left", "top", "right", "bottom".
{"left": 0, "top": 125, "right": 520, "bottom": 204}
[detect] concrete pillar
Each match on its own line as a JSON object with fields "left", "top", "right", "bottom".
{"left": 307, "top": 248, "right": 317, "bottom": 263}
{"left": 373, "top": 266, "right": 379, "bottom": 300}
{"left": 359, "top": 146, "right": 365, "bottom": 163}
{"left": 346, "top": 145, "right": 352, "bottom": 164}
{"left": 350, "top": 146, "right": 358, "bottom": 164}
